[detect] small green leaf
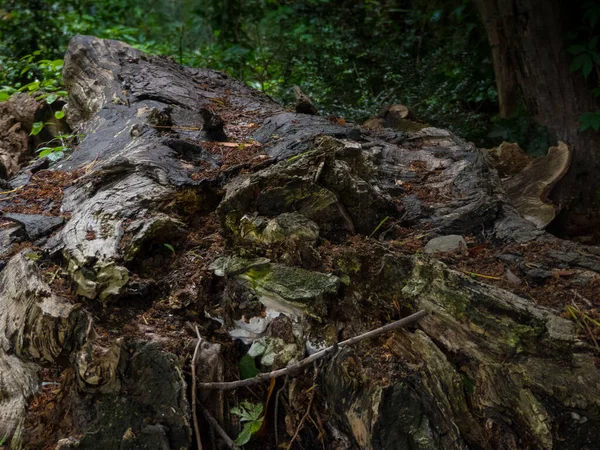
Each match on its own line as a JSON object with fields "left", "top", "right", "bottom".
{"left": 19, "top": 81, "right": 40, "bottom": 92}
{"left": 234, "top": 422, "right": 254, "bottom": 446}
{"left": 239, "top": 354, "right": 260, "bottom": 380}
{"left": 46, "top": 93, "right": 58, "bottom": 104}
{"left": 568, "top": 44, "right": 586, "bottom": 55}
{"left": 47, "top": 151, "right": 65, "bottom": 163}
{"left": 25, "top": 251, "right": 41, "bottom": 261}
{"left": 592, "top": 114, "right": 600, "bottom": 131}
{"left": 579, "top": 111, "right": 600, "bottom": 131}
{"left": 571, "top": 53, "right": 590, "bottom": 72}
{"left": 51, "top": 59, "right": 64, "bottom": 71}
{"left": 55, "top": 110, "right": 65, "bottom": 119}
{"left": 0, "top": 92, "right": 10, "bottom": 102}
{"left": 164, "top": 243, "right": 175, "bottom": 253}
{"left": 582, "top": 58, "right": 594, "bottom": 78}
{"left": 30, "top": 122, "right": 44, "bottom": 136}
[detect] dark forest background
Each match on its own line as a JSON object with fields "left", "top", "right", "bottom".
{"left": 1, "top": 1, "right": 599, "bottom": 163}
{"left": 0, "top": 0, "right": 555, "bottom": 153}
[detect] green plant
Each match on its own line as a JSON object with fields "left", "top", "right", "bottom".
{"left": 230, "top": 400, "right": 264, "bottom": 446}
{"left": 164, "top": 243, "right": 176, "bottom": 254}
{"left": 34, "top": 131, "right": 80, "bottom": 163}
{"left": 239, "top": 354, "right": 260, "bottom": 379}
{"left": 568, "top": 2, "right": 600, "bottom": 131}
{"left": 579, "top": 109, "right": 600, "bottom": 131}
{"left": 566, "top": 304, "right": 600, "bottom": 352}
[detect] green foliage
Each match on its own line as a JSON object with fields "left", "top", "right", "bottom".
{"left": 568, "top": 38, "right": 599, "bottom": 79}
{"left": 230, "top": 400, "right": 264, "bottom": 446}
{"left": 568, "top": 2, "right": 600, "bottom": 132}
{"left": 30, "top": 121, "right": 44, "bottom": 136}
{"left": 487, "top": 105, "right": 550, "bottom": 156}
{"left": 164, "top": 243, "right": 176, "bottom": 254}
{"left": 11, "top": 0, "right": 594, "bottom": 150}
{"left": 1, "top": 0, "right": 500, "bottom": 147}
{"left": 239, "top": 354, "right": 260, "bottom": 379}
{"left": 580, "top": 110, "right": 600, "bottom": 131}
{"left": 35, "top": 131, "right": 79, "bottom": 163}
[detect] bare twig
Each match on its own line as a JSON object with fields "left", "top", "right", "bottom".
{"left": 199, "top": 310, "right": 427, "bottom": 390}
{"left": 198, "top": 402, "right": 241, "bottom": 450}
{"left": 286, "top": 363, "right": 318, "bottom": 450}
{"left": 311, "top": 404, "right": 327, "bottom": 450}
{"left": 275, "top": 375, "right": 289, "bottom": 446}
{"left": 191, "top": 326, "right": 203, "bottom": 450}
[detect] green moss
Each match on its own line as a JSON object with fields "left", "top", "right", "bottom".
{"left": 393, "top": 119, "right": 429, "bottom": 132}
{"left": 224, "top": 212, "right": 242, "bottom": 234}
{"left": 173, "top": 189, "right": 204, "bottom": 215}
{"left": 334, "top": 254, "right": 362, "bottom": 275}
{"left": 287, "top": 151, "right": 309, "bottom": 163}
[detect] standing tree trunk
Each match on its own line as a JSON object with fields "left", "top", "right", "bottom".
{"left": 474, "top": 0, "right": 600, "bottom": 229}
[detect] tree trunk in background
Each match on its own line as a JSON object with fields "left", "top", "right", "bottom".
{"left": 474, "top": 0, "right": 600, "bottom": 233}
{"left": 473, "top": 0, "right": 519, "bottom": 118}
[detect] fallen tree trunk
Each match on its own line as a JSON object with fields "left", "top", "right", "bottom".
{"left": 0, "top": 36, "right": 599, "bottom": 450}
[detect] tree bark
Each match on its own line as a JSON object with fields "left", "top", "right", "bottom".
{"left": 473, "top": 0, "right": 519, "bottom": 118}
{"left": 474, "top": 0, "right": 600, "bottom": 219}
{"left": 1, "top": 36, "right": 600, "bottom": 450}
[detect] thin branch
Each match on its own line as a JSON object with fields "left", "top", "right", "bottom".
{"left": 191, "top": 326, "right": 203, "bottom": 450}
{"left": 286, "top": 363, "right": 318, "bottom": 450}
{"left": 198, "top": 402, "right": 241, "bottom": 450}
{"left": 199, "top": 310, "right": 428, "bottom": 390}
{"left": 274, "top": 375, "right": 289, "bottom": 446}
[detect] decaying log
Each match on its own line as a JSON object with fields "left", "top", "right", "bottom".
{"left": 503, "top": 141, "right": 571, "bottom": 229}
{"left": 293, "top": 86, "right": 319, "bottom": 115}
{"left": 198, "top": 310, "right": 427, "bottom": 390}
{"left": 0, "top": 253, "right": 91, "bottom": 447}
{"left": 1, "top": 36, "right": 599, "bottom": 450}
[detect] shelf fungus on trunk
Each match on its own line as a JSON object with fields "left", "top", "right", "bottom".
{"left": 503, "top": 141, "right": 571, "bottom": 229}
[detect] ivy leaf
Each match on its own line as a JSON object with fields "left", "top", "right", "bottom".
{"left": 568, "top": 44, "right": 587, "bottom": 55}
{"left": 30, "top": 121, "right": 44, "bottom": 136}
{"left": 47, "top": 151, "right": 65, "bottom": 163}
{"left": 571, "top": 53, "right": 591, "bottom": 73}
{"left": 46, "top": 93, "right": 58, "bottom": 104}
{"left": 579, "top": 111, "right": 600, "bottom": 131}
{"left": 582, "top": 57, "right": 594, "bottom": 78}
{"left": 55, "top": 110, "right": 65, "bottom": 119}
{"left": 239, "top": 354, "right": 260, "bottom": 380}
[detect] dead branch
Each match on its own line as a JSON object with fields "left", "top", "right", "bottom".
{"left": 286, "top": 362, "right": 318, "bottom": 450}
{"left": 198, "top": 310, "right": 427, "bottom": 390}
{"left": 198, "top": 402, "right": 241, "bottom": 450}
{"left": 191, "top": 326, "right": 203, "bottom": 450}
